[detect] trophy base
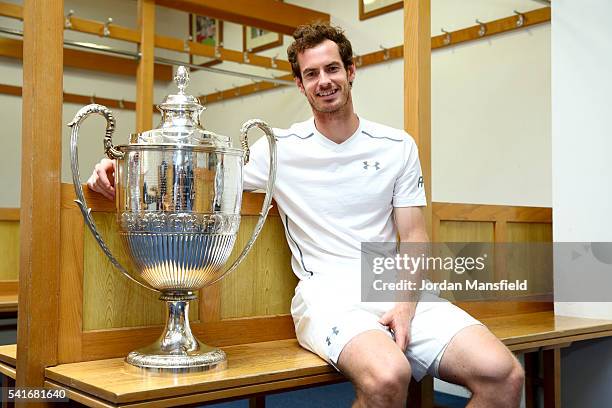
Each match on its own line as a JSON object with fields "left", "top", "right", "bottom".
{"left": 124, "top": 294, "right": 227, "bottom": 372}
{"left": 126, "top": 341, "right": 227, "bottom": 372}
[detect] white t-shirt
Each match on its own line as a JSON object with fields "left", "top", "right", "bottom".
{"left": 244, "top": 116, "right": 426, "bottom": 280}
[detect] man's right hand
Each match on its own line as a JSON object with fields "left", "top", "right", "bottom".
{"left": 87, "top": 158, "right": 116, "bottom": 200}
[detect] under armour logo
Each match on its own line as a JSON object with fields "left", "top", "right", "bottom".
{"left": 325, "top": 326, "right": 340, "bottom": 347}
{"left": 363, "top": 161, "right": 380, "bottom": 170}
{"left": 417, "top": 176, "right": 424, "bottom": 188}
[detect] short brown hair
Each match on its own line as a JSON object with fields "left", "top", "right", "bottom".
{"left": 287, "top": 23, "right": 353, "bottom": 80}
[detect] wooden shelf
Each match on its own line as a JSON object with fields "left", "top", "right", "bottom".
{"left": 0, "top": 1, "right": 293, "bottom": 74}
{"left": 0, "top": 37, "right": 173, "bottom": 81}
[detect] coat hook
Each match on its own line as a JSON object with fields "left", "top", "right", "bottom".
{"left": 441, "top": 28, "right": 451, "bottom": 45}
{"left": 184, "top": 36, "right": 192, "bottom": 52}
{"left": 270, "top": 55, "right": 278, "bottom": 69}
{"left": 118, "top": 99, "right": 125, "bottom": 109}
{"left": 252, "top": 80, "right": 260, "bottom": 92}
{"left": 103, "top": 17, "right": 113, "bottom": 37}
{"left": 243, "top": 51, "right": 250, "bottom": 64}
{"left": 379, "top": 45, "right": 390, "bottom": 60}
{"left": 514, "top": 10, "right": 525, "bottom": 27}
{"left": 232, "top": 84, "right": 240, "bottom": 97}
{"left": 475, "top": 19, "right": 487, "bottom": 37}
{"left": 353, "top": 53, "right": 363, "bottom": 67}
{"left": 64, "top": 9, "right": 74, "bottom": 29}
{"left": 90, "top": 94, "right": 96, "bottom": 104}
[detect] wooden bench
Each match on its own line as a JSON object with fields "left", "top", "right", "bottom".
{"left": 2, "top": 305, "right": 612, "bottom": 407}
{"left": 5, "top": 193, "right": 596, "bottom": 406}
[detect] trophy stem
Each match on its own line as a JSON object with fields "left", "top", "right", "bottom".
{"left": 125, "top": 291, "right": 227, "bottom": 372}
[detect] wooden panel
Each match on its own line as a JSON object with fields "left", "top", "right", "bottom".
{"left": 0, "top": 208, "right": 19, "bottom": 220}
{"left": 58, "top": 207, "right": 85, "bottom": 363}
{"left": 437, "top": 220, "right": 494, "bottom": 242}
{"left": 506, "top": 222, "right": 554, "bottom": 296}
{"left": 404, "top": 0, "right": 432, "bottom": 233}
{"left": 0, "top": 280, "right": 17, "bottom": 296}
{"left": 0, "top": 221, "right": 19, "bottom": 280}
{"left": 17, "top": 0, "right": 62, "bottom": 388}
{"left": 433, "top": 202, "right": 552, "bottom": 223}
{"left": 82, "top": 212, "right": 199, "bottom": 330}
{"left": 0, "top": 38, "right": 172, "bottom": 81}
{"left": 457, "top": 301, "right": 552, "bottom": 319}
{"left": 65, "top": 184, "right": 279, "bottom": 217}
{"left": 434, "top": 220, "right": 494, "bottom": 301}
{"left": 220, "top": 216, "right": 295, "bottom": 319}
{"left": 136, "top": 0, "right": 155, "bottom": 132}
{"left": 81, "top": 315, "right": 295, "bottom": 361}
{"left": 507, "top": 222, "right": 553, "bottom": 242}
{"left": 155, "top": 0, "right": 330, "bottom": 35}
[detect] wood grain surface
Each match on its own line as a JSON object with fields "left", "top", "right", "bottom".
{"left": 0, "top": 221, "right": 19, "bottom": 280}
{"left": 44, "top": 312, "right": 612, "bottom": 406}
{"left": 17, "top": 0, "right": 63, "bottom": 388}
{"left": 46, "top": 339, "right": 336, "bottom": 404}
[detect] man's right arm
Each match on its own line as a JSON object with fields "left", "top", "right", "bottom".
{"left": 88, "top": 158, "right": 116, "bottom": 200}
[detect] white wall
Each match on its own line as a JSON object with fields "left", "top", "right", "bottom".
{"left": 552, "top": 0, "right": 612, "bottom": 319}
{"left": 200, "top": 0, "right": 552, "bottom": 207}
{"left": 552, "top": 1, "right": 612, "bottom": 406}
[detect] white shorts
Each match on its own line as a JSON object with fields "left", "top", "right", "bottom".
{"left": 291, "top": 276, "right": 482, "bottom": 381}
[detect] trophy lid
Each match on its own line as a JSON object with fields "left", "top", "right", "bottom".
{"left": 131, "top": 66, "right": 230, "bottom": 147}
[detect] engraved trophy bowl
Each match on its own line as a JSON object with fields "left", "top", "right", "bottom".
{"left": 68, "top": 66, "right": 277, "bottom": 372}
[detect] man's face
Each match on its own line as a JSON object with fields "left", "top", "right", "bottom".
{"left": 295, "top": 39, "right": 355, "bottom": 114}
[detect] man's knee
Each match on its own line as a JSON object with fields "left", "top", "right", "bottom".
{"left": 473, "top": 353, "right": 524, "bottom": 395}
{"left": 357, "top": 359, "right": 412, "bottom": 403}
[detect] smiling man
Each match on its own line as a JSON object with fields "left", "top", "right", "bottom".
{"left": 87, "top": 23, "right": 524, "bottom": 408}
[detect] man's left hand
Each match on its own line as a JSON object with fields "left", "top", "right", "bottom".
{"left": 378, "top": 302, "right": 417, "bottom": 352}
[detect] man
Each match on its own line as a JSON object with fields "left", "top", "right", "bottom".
{"left": 89, "top": 23, "right": 524, "bottom": 408}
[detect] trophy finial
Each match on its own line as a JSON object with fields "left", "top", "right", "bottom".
{"left": 175, "top": 66, "right": 189, "bottom": 94}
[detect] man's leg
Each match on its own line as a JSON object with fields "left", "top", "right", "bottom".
{"left": 337, "top": 330, "right": 411, "bottom": 408}
{"left": 437, "top": 325, "right": 524, "bottom": 408}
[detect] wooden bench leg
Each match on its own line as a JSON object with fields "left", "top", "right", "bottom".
{"left": 249, "top": 395, "right": 265, "bottom": 408}
{"left": 1, "top": 374, "right": 14, "bottom": 408}
{"left": 523, "top": 352, "right": 538, "bottom": 408}
{"left": 407, "top": 375, "right": 434, "bottom": 408}
{"left": 543, "top": 348, "right": 561, "bottom": 408}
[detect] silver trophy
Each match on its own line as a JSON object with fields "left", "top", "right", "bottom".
{"left": 68, "top": 66, "right": 277, "bottom": 371}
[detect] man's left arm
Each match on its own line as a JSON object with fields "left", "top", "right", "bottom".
{"left": 378, "top": 206, "right": 430, "bottom": 351}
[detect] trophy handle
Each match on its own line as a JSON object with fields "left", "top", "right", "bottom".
{"left": 68, "top": 104, "right": 158, "bottom": 292}
{"left": 206, "top": 119, "right": 277, "bottom": 287}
